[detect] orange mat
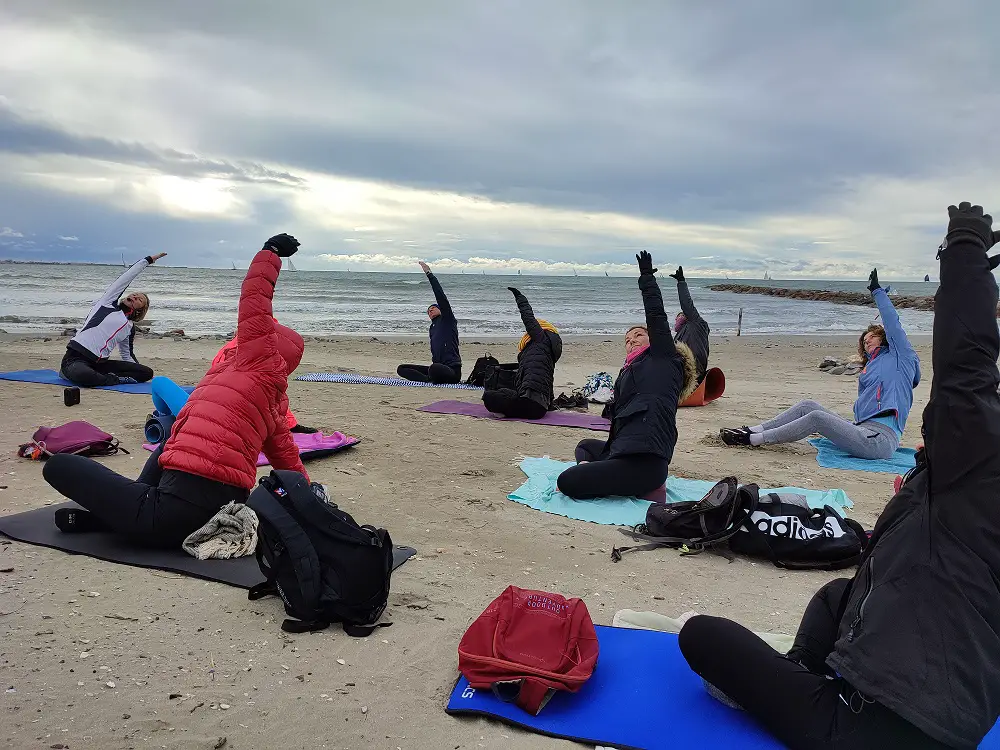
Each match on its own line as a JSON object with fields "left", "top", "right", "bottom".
{"left": 679, "top": 367, "right": 726, "bottom": 407}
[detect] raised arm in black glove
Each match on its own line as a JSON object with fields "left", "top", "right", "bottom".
{"left": 868, "top": 268, "right": 880, "bottom": 293}
{"left": 636, "top": 251, "right": 657, "bottom": 276}
{"left": 669, "top": 265, "right": 684, "bottom": 282}
{"left": 264, "top": 233, "right": 300, "bottom": 257}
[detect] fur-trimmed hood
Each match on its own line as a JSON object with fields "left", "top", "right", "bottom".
{"left": 675, "top": 341, "right": 698, "bottom": 404}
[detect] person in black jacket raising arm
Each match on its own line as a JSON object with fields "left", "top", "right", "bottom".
{"left": 557, "top": 252, "right": 696, "bottom": 501}
{"left": 670, "top": 266, "right": 710, "bottom": 383}
{"left": 678, "top": 202, "right": 1000, "bottom": 749}
{"left": 482, "top": 287, "right": 562, "bottom": 419}
{"left": 397, "top": 261, "right": 462, "bottom": 384}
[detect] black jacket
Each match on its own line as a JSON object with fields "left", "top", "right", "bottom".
{"left": 511, "top": 291, "right": 562, "bottom": 410}
{"left": 674, "top": 279, "right": 710, "bottom": 383}
{"left": 426, "top": 273, "right": 461, "bottom": 369}
{"left": 826, "top": 231, "right": 1000, "bottom": 748}
{"left": 605, "top": 274, "right": 697, "bottom": 462}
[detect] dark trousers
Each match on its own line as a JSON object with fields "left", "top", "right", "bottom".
{"left": 678, "top": 580, "right": 950, "bottom": 750}
{"left": 556, "top": 438, "right": 668, "bottom": 498}
{"left": 42, "top": 445, "right": 246, "bottom": 548}
{"left": 396, "top": 363, "right": 461, "bottom": 384}
{"left": 482, "top": 388, "right": 547, "bottom": 420}
{"left": 61, "top": 350, "right": 153, "bottom": 387}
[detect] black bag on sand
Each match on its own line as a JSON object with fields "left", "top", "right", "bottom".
{"left": 612, "top": 478, "right": 758, "bottom": 561}
{"left": 483, "top": 361, "right": 519, "bottom": 391}
{"left": 728, "top": 492, "right": 868, "bottom": 570}
{"left": 247, "top": 470, "right": 394, "bottom": 635}
{"left": 466, "top": 354, "right": 500, "bottom": 386}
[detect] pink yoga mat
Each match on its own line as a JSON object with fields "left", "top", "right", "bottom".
{"left": 144, "top": 431, "right": 359, "bottom": 466}
{"left": 418, "top": 400, "right": 610, "bottom": 431}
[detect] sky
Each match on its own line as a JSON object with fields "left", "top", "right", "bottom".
{"left": 1, "top": 1, "right": 998, "bottom": 278}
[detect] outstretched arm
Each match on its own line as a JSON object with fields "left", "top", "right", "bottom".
{"left": 670, "top": 266, "right": 702, "bottom": 322}
{"left": 421, "top": 263, "right": 454, "bottom": 319}
{"left": 95, "top": 252, "right": 165, "bottom": 307}
{"left": 234, "top": 234, "right": 299, "bottom": 370}
{"left": 868, "top": 269, "right": 915, "bottom": 359}
{"left": 923, "top": 203, "right": 1000, "bottom": 490}
{"left": 234, "top": 249, "right": 281, "bottom": 369}
{"left": 637, "top": 252, "right": 676, "bottom": 355}
{"left": 508, "top": 287, "right": 545, "bottom": 342}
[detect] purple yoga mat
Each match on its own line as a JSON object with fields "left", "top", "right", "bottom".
{"left": 418, "top": 400, "right": 610, "bottom": 431}
{"left": 144, "top": 430, "right": 359, "bottom": 466}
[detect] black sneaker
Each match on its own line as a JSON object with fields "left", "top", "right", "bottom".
{"left": 54, "top": 508, "right": 106, "bottom": 533}
{"left": 720, "top": 427, "right": 753, "bottom": 446}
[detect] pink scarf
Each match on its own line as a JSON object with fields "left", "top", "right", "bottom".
{"left": 624, "top": 344, "right": 650, "bottom": 368}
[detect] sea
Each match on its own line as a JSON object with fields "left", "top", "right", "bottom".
{"left": 0, "top": 262, "right": 938, "bottom": 338}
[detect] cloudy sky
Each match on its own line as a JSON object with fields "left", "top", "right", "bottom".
{"left": 1, "top": 1, "right": 997, "bottom": 278}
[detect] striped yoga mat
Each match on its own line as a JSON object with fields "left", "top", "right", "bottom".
{"left": 296, "top": 372, "right": 482, "bottom": 390}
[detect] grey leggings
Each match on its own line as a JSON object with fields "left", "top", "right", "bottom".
{"left": 760, "top": 400, "right": 899, "bottom": 459}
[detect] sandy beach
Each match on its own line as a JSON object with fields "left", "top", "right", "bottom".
{"left": 0, "top": 331, "right": 931, "bottom": 750}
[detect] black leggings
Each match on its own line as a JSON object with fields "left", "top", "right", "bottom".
{"left": 396, "top": 363, "right": 461, "bottom": 384}
{"left": 482, "top": 388, "right": 547, "bottom": 420}
{"left": 556, "top": 439, "right": 668, "bottom": 499}
{"left": 42, "top": 446, "right": 246, "bottom": 548}
{"left": 678, "top": 580, "right": 950, "bottom": 750}
{"left": 61, "top": 351, "right": 153, "bottom": 387}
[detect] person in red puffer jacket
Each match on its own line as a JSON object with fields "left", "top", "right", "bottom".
{"left": 43, "top": 234, "right": 309, "bottom": 548}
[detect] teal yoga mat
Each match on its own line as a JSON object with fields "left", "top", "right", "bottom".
{"left": 508, "top": 457, "right": 853, "bottom": 526}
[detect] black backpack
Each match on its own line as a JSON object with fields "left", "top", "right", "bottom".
{"left": 728, "top": 492, "right": 868, "bottom": 570}
{"left": 483, "top": 361, "right": 519, "bottom": 391}
{"left": 611, "top": 478, "right": 758, "bottom": 561}
{"left": 247, "top": 470, "right": 394, "bottom": 635}
{"left": 466, "top": 354, "right": 500, "bottom": 386}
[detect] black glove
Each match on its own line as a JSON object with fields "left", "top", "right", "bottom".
{"left": 867, "top": 268, "right": 880, "bottom": 293}
{"left": 264, "top": 233, "right": 300, "bottom": 257}
{"left": 945, "top": 202, "right": 996, "bottom": 250}
{"left": 669, "top": 265, "right": 684, "bottom": 282}
{"left": 636, "top": 251, "right": 657, "bottom": 276}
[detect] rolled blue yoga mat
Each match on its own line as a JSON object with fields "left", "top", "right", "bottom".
{"left": 143, "top": 412, "right": 176, "bottom": 444}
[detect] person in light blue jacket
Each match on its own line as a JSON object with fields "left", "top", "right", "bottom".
{"left": 720, "top": 269, "right": 920, "bottom": 459}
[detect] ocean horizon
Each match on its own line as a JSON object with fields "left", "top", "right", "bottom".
{"left": 0, "top": 261, "right": 938, "bottom": 338}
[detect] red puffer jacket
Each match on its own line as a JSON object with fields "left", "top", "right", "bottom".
{"left": 160, "top": 250, "right": 308, "bottom": 490}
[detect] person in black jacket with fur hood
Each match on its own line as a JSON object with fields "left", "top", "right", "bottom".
{"left": 557, "top": 252, "right": 697, "bottom": 501}
{"left": 679, "top": 202, "right": 1000, "bottom": 750}
{"left": 482, "top": 287, "right": 562, "bottom": 420}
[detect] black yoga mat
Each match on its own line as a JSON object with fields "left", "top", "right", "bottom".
{"left": 0, "top": 502, "right": 417, "bottom": 589}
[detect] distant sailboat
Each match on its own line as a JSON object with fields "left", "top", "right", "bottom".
{"left": 924, "top": 274, "right": 930, "bottom": 282}
{"left": 518, "top": 269, "right": 521, "bottom": 276}
{"left": 605, "top": 271, "right": 609, "bottom": 277}
{"left": 573, "top": 268, "right": 578, "bottom": 277}
{"left": 763, "top": 271, "right": 771, "bottom": 281}
{"left": 121, "top": 253, "right": 127, "bottom": 268}
{"left": 231, "top": 261, "right": 237, "bottom": 271}
{"left": 286, "top": 258, "right": 298, "bottom": 272}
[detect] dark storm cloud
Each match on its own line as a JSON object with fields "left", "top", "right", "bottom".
{"left": 0, "top": 106, "right": 304, "bottom": 187}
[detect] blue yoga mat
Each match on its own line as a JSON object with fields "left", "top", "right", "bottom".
{"left": 508, "top": 457, "right": 853, "bottom": 527}
{"left": 0, "top": 369, "right": 194, "bottom": 396}
{"left": 296, "top": 372, "right": 482, "bottom": 390}
{"left": 809, "top": 438, "right": 917, "bottom": 474}
{"left": 448, "top": 626, "right": 778, "bottom": 749}
{"left": 447, "top": 626, "right": 1000, "bottom": 750}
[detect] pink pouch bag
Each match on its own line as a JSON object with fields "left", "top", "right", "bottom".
{"left": 17, "top": 421, "right": 126, "bottom": 460}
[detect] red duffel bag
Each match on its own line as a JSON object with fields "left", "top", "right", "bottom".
{"left": 457, "top": 586, "right": 599, "bottom": 715}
